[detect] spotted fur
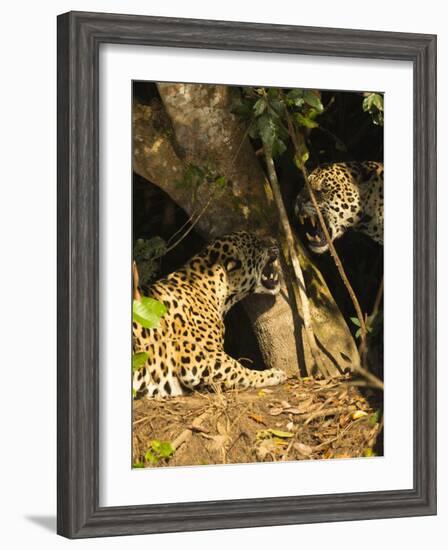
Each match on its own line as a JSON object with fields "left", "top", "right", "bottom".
{"left": 133, "top": 231, "right": 286, "bottom": 398}
{"left": 295, "top": 161, "right": 383, "bottom": 253}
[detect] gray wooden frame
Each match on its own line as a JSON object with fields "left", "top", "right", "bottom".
{"left": 57, "top": 10, "right": 437, "bottom": 539}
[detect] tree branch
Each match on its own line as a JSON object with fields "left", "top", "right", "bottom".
{"left": 284, "top": 106, "right": 368, "bottom": 361}
{"left": 264, "top": 150, "right": 330, "bottom": 379}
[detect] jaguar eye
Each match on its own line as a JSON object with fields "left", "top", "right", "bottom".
{"left": 225, "top": 259, "right": 241, "bottom": 272}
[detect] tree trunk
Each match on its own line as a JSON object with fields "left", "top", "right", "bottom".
{"left": 133, "top": 84, "right": 360, "bottom": 377}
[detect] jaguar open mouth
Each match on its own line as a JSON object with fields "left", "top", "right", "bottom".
{"left": 260, "top": 255, "right": 280, "bottom": 291}
{"left": 297, "top": 213, "right": 329, "bottom": 252}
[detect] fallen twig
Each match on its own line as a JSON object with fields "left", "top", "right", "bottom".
{"left": 171, "top": 411, "right": 210, "bottom": 451}
{"left": 303, "top": 406, "right": 346, "bottom": 425}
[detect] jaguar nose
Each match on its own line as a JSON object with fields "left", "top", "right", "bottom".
{"left": 262, "top": 237, "right": 279, "bottom": 261}
{"left": 268, "top": 245, "right": 279, "bottom": 261}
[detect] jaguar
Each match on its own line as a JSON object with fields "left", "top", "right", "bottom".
{"left": 294, "top": 161, "right": 383, "bottom": 253}
{"left": 133, "top": 231, "right": 287, "bottom": 398}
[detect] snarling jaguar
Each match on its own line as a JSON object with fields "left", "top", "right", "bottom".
{"left": 133, "top": 231, "right": 287, "bottom": 398}
{"left": 295, "top": 161, "right": 383, "bottom": 253}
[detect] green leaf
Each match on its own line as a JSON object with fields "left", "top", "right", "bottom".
{"left": 133, "top": 297, "right": 167, "bottom": 329}
{"left": 151, "top": 440, "right": 174, "bottom": 458}
{"left": 215, "top": 175, "right": 227, "bottom": 189}
{"left": 294, "top": 112, "right": 319, "bottom": 129}
{"left": 351, "top": 315, "right": 373, "bottom": 339}
{"left": 362, "top": 94, "right": 373, "bottom": 111}
{"left": 144, "top": 450, "right": 159, "bottom": 464}
{"left": 132, "top": 351, "right": 149, "bottom": 372}
{"left": 362, "top": 93, "right": 384, "bottom": 126}
{"left": 150, "top": 440, "right": 162, "bottom": 452}
{"left": 248, "top": 121, "right": 260, "bottom": 139}
{"left": 286, "top": 89, "right": 305, "bottom": 107}
{"left": 372, "top": 94, "right": 383, "bottom": 111}
{"left": 257, "top": 114, "right": 276, "bottom": 147}
{"left": 267, "top": 87, "right": 281, "bottom": 99}
{"left": 159, "top": 443, "right": 174, "bottom": 458}
{"left": 148, "top": 440, "right": 174, "bottom": 460}
{"left": 293, "top": 143, "right": 310, "bottom": 168}
{"left": 303, "top": 90, "right": 323, "bottom": 112}
{"left": 231, "top": 99, "right": 253, "bottom": 119}
{"left": 253, "top": 98, "right": 267, "bottom": 116}
{"left": 269, "top": 99, "right": 286, "bottom": 117}
{"left": 134, "top": 236, "right": 167, "bottom": 262}
{"left": 369, "top": 410, "right": 382, "bottom": 426}
{"left": 363, "top": 92, "right": 383, "bottom": 112}
{"left": 271, "top": 138, "right": 287, "bottom": 157}
{"left": 133, "top": 237, "right": 167, "bottom": 285}
{"left": 363, "top": 448, "right": 375, "bottom": 457}
{"left": 133, "top": 461, "right": 145, "bottom": 468}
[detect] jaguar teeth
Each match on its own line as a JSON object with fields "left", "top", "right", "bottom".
{"left": 306, "top": 232, "right": 319, "bottom": 242}
{"left": 298, "top": 215, "right": 305, "bottom": 225}
{"left": 310, "top": 217, "right": 316, "bottom": 228}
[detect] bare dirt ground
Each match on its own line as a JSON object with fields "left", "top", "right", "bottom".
{"left": 132, "top": 375, "right": 383, "bottom": 468}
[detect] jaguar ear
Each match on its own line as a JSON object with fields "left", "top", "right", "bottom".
{"left": 207, "top": 250, "right": 219, "bottom": 268}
